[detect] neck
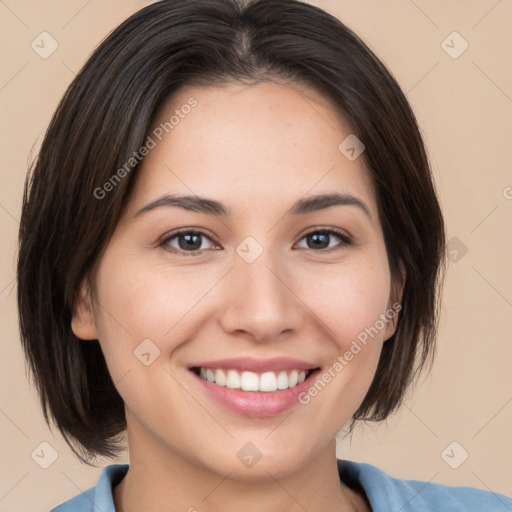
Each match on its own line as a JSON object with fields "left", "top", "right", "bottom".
{"left": 113, "top": 422, "right": 369, "bottom": 512}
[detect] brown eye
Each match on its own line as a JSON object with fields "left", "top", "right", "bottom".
{"left": 161, "top": 230, "right": 217, "bottom": 255}
{"left": 296, "top": 228, "right": 352, "bottom": 251}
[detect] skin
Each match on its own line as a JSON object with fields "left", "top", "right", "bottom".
{"left": 73, "top": 80, "right": 404, "bottom": 512}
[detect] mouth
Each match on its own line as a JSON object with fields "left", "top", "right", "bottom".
{"left": 188, "top": 358, "right": 321, "bottom": 417}
{"left": 190, "top": 367, "right": 318, "bottom": 392}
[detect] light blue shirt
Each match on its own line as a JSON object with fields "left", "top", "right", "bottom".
{"left": 50, "top": 460, "right": 512, "bottom": 511}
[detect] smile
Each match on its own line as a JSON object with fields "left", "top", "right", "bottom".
{"left": 189, "top": 358, "right": 321, "bottom": 417}
{"left": 192, "top": 367, "right": 313, "bottom": 392}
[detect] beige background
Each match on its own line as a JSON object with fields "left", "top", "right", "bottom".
{"left": 1, "top": 0, "right": 511, "bottom": 510}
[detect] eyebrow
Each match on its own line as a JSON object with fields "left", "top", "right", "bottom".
{"left": 134, "top": 192, "right": 372, "bottom": 221}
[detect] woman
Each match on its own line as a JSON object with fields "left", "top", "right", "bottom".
{"left": 16, "top": 0, "right": 511, "bottom": 510}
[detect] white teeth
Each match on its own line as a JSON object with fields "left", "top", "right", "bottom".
{"left": 240, "top": 371, "right": 259, "bottom": 391}
{"left": 276, "top": 370, "right": 288, "bottom": 390}
{"left": 196, "top": 367, "right": 310, "bottom": 392}
{"left": 259, "top": 372, "right": 277, "bottom": 392}
{"left": 226, "top": 369, "right": 241, "bottom": 389}
{"left": 214, "top": 369, "right": 226, "bottom": 386}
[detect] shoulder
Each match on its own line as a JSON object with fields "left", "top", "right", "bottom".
{"left": 50, "top": 464, "right": 129, "bottom": 512}
{"left": 337, "top": 459, "right": 512, "bottom": 512}
{"left": 50, "top": 487, "right": 95, "bottom": 512}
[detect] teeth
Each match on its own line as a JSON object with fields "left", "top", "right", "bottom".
{"left": 276, "top": 370, "right": 288, "bottom": 390}
{"left": 260, "top": 372, "right": 277, "bottom": 392}
{"left": 241, "top": 371, "right": 259, "bottom": 391}
{"left": 215, "top": 369, "right": 226, "bottom": 386}
{"left": 226, "top": 369, "right": 241, "bottom": 389}
{"left": 196, "top": 367, "right": 309, "bottom": 392}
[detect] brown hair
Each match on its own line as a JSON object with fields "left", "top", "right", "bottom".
{"left": 17, "top": 0, "right": 446, "bottom": 463}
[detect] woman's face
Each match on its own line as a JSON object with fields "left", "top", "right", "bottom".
{"left": 75, "top": 81, "right": 402, "bottom": 478}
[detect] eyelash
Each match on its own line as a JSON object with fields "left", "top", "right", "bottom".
{"left": 159, "top": 227, "right": 352, "bottom": 257}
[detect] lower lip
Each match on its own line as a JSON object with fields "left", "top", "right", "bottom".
{"left": 190, "top": 369, "right": 319, "bottom": 417}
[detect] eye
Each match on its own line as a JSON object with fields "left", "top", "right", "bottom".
{"left": 160, "top": 227, "right": 352, "bottom": 257}
{"left": 160, "top": 229, "right": 219, "bottom": 256}
{"left": 295, "top": 227, "right": 352, "bottom": 252}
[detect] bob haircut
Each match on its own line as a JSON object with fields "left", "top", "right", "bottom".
{"left": 17, "top": 0, "right": 446, "bottom": 463}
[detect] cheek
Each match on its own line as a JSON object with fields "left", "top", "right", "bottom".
{"left": 293, "top": 253, "right": 392, "bottom": 406}
{"left": 295, "top": 254, "right": 393, "bottom": 348}
{"left": 90, "top": 255, "right": 206, "bottom": 422}
{"left": 94, "top": 254, "right": 211, "bottom": 342}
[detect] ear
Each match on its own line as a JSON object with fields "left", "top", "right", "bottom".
{"left": 71, "top": 278, "right": 99, "bottom": 340}
{"left": 383, "top": 263, "right": 406, "bottom": 342}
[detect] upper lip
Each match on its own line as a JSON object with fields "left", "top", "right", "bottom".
{"left": 189, "top": 357, "right": 320, "bottom": 373}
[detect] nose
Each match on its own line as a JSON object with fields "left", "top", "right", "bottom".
{"left": 218, "top": 250, "right": 305, "bottom": 343}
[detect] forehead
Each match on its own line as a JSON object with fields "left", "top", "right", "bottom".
{"left": 126, "top": 81, "right": 377, "bottom": 217}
